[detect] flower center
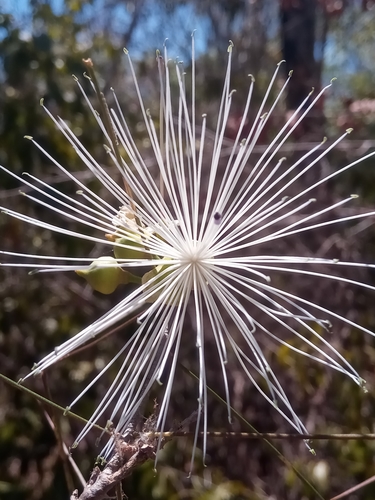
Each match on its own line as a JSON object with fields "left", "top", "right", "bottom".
{"left": 180, "top": 239, "right": 212, "bottom": 268}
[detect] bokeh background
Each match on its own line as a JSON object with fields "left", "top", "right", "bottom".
{"left": 1, "top": 0, "right": 375, "bottom": 499}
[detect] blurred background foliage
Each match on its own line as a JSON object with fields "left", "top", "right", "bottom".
{"left": 1, "top": 0, "right": 375, "bottom": 499}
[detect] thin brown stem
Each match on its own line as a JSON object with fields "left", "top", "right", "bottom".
{"left": 149, "top": 430, "right": 375, "bottom": 440}
{"left": 43, "top": 410, "right": 86, "bottom": 487}
{"left": 330, "top": 474, "right": 375, "bottom": 500}
{"left": 41, "top": 372, "right": 75, "bottom": 493}
{"left": 115, "top": 483, "right": 123, "bottom": 500}
{"left": 179, "top": 362, "right": 325, "bottom": 500}
{"left": 54, "top": 310, "right": 143, "bottom": 363}
{"left": 0, "top": 373, "right": 106, "bottom": 432}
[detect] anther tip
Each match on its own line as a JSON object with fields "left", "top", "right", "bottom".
{"left": 82, "top": 57, "right": 93, "bottom": 67}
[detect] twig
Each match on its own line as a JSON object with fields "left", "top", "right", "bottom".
{"left": 43, "top": 410, "right": 86, "bottom": 488}
{"left": 151, "top": 430, "right": 375, "bottom": 440}
{"left": 73, "top": 411, "right": 198, "bottom": 500}
{"left": 0, "top": 373, "right": 106, "bottom": 432}
{"left": 179, "top": 363, "right": 325, "bottom": 500}
{"left": 330, "top": 474, "right": 375, "bottom": 500}
{"left": 41, "top": 373, "right": 75, "bottom": 493}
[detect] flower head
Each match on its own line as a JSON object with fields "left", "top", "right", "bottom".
{"left": 2, "top": 35, "right": 375, "bottom": 467}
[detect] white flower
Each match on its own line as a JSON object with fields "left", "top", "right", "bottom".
{"left": 2, "top": 36, "right": 375, "bottom": 467}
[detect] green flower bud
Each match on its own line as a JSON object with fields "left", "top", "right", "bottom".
{"left": 76, "top": 256, "right": 140, "bottom": 294}
{"left": 114, "top": 236, "right": 149, "bottom": 261}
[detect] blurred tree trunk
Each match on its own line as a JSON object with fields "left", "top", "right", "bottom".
{"left": 279, "top": 0, "right": 327, "bottom": 136}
